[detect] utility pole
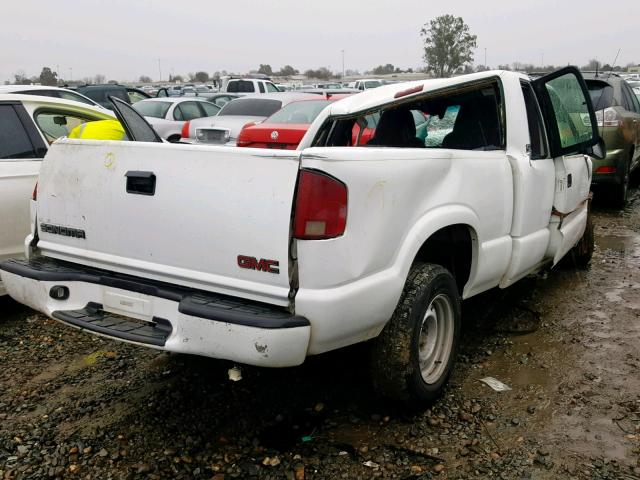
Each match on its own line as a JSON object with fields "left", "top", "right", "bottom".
{"left": 69, "top": 67, "right": 72, "bottom": 82}
{"left": 158, "top": 59, "right": 162, "bottom": 82}
{"left": 341, "top": 50, "right": 345, "bottom": 79}
{"left": 484, "top": 48, "right": 487, "bottom": 69}
{"left": 541, "top": 52, "right": 544, "bottom": 68}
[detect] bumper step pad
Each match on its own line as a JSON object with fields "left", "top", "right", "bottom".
{"left": 52, "top": 303, "right": 171, "bottom": 346}
{"left": 1, "top": 257, "right": 308, "bottom": 330}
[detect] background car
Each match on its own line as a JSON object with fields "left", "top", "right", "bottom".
{"left": 182, "top": 93, "right": 315, "bottom": 145}
{"left": 132, "top": 97, "right": 220, "bottom": 142}
{"left": 75, "top": 84, "right": 151, "bottom": 109}
{"left": 196, "top": 93, "right": 239, "bottom": 108}
{"left": 237, "top": 96, "right": 353, "bottom": 149}
{"left": 0, "top": 85, "right": 102, "bottom": 108}
{"left": 583, "top": 73, "right": 640, "bottom": 206}
{"left": 0, "top": 94, "right": 115, "bottom": 295}
{"left": 354, "top": 79, "right": 384, "bottom": 90}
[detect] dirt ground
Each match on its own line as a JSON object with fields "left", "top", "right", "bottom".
{"left": 1, "top": 187, "right": 639, "bottom": 480}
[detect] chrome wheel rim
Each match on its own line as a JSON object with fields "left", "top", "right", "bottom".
{"left": 418, "top": 294, "right": 455, "bottom": 384}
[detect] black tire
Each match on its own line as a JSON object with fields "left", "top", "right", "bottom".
{"left": 610, "top": 156, "right": 630, "bottom": 208}
{"left": 567, "top": 198, "right": 594, "bottom": 268}
{"left": 167, "top": 135, "right": 181, "bottom": 143}
{"left": 370, "top": 263, "right": 461, "bottom": 405}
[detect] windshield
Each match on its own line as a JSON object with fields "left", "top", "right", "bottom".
{"left": 133, "top": 101, "right": 172, "bottom": 119}
{"left": 218, "top": 98, "right": 282, "bottom": 117}
{"left": 586, "top": 80, "right": 614, "bottom": 110}
{"left": 265, "top": 100, "right": 331, "bottom": 124}
{"left": 365, "top": 80, "right": 382, "bottom": 88}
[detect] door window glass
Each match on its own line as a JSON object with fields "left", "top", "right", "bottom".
{"left": 258, "top": 82, "right": 265, "bottom": 93}
{"left": 521, "top": 83, "right": 548, "bottom": 159}
{"left": 199, "top": 101, "right": 221, "bottom": 117}
{"left": 544, "top": 73, "right": 594, "bottom": 149}
{"left": 34, "top": 111, "right": 93, "bottom": 143}
{"left": 178, "top": 102, "right": 204, "bottom": 120}
{"left": 0, "top": 105, "right": 38, "bottom": 159}
{"left": 424, "top": 106, "right": 460, "bottom": 147}
{"left": 265, "top": 82, "right": 279, "bottom": 93}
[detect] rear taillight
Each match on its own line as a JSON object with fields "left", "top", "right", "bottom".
{"left": 595, "top": 108, "right": 621, "bottom": 127}
{"left": 596, "top": 166, "right": 616, "bottom": 174}
{"left": 181, "top": 121, "right": 191, "bottom": 139}
{"left": 236, "top": 122, "right": 257, "bottom": 147}
{"left": 293, "top": 170, "right": 347, "bottom": 240}
{"left": 32, "top": 182, "right": 38, "bottom": 201}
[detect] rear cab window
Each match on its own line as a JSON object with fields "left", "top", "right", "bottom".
{"left": 218, "top": 99, "right": 282, "bottom": 117}
{"left": 313, "top": 79, "right": 505, "bottom": 151}
{"left": 227, "top": 80, "right": 256, "bottom": 93}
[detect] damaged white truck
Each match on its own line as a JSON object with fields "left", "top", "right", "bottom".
{"left": 0, "top": 67, "right": 603, "bottom": 404}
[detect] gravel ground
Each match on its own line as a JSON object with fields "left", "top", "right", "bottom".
{"left": 0, "top": 187, "right": 639, "bottom": 480}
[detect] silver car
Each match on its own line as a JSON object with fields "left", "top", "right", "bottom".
{"left": 183, "top": 93, "right": 315, "bottom": 146}
{"left": 132, "top": 97, "right": 220, "bottom": 142}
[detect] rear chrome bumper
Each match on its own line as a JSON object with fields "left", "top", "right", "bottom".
{"left": 0, "top": 257, "right": 310, "bottom": 367}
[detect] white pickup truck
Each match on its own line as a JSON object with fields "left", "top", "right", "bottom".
{"left": 0, "top": 68, "right": 603, "bottom": 404}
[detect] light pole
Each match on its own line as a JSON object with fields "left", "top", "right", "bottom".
{"left": 541, "top": 52, "right": 544, "bottom": 68}
{"left": 341, "top": 50, "right": 345, "bottom": 79}
{"left": 484, "top": 48, "right": 487, "bottom": 69}
{"left": 158, "top": 59, "right": 162, "bottom": 82}
{"left": 69, "top": 67, "right": 72, "bottom": 82}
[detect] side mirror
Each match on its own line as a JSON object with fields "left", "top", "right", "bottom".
{"left": 586, "top": 136, "right": 606, "bottom": 160}
{"left": 53, "top": 116, "right": 68, "bottom": 125}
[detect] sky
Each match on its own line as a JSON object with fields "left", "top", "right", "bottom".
{"left": 2, "top": 0, "right": 639, "bottom": 83}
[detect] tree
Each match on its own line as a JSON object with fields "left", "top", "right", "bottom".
{"left": 94, "top": 74, "right": 106, "bottom": 84}
{"left": 194, "top": 71, "right": 209, "bottom": 83}
{"left": 583, "top": 59, "right": 601, "bottom": 71}
{"left": 258, "top": 64, "right": 273, "bottom": 75}
{"left": 172, "top": 74, "right": 184, "bottom": 83}
{"left": 372, "top": 64, "right": 396, "bottom": 75}
{"left": 304, "top": 67, "right": 332, "bottom": 80}
{"left": 39, "top": 67, "right": 58, "bottom": 86}
{"left": 139, "top": 75, "right": 152, "bottom": 83}
{"left": 420, "top": 15, "right": 477, "bottom": 77}
{"left": 13, "top": 70, "right": 31, "bottom": 85}
{"left": 276, "top": 65, "right": 298, "bottom": 77}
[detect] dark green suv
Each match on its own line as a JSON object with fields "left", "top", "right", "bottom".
{"left": 583, "top": 73, "right": 640, "bottom": 206}
{"left": 74, "top": 85, "right": 151, "bottom": 110}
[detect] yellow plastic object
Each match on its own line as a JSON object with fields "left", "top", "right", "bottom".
{"left": 68, "top": 120, "right": 126, "bottom": 141}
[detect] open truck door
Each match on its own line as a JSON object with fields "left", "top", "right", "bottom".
{"left": 532, "top": 67, "right": 601, "bottom": 264}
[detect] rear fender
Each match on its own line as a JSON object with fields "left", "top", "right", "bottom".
{"left": 394, "top": 206, "right": 480, "bottom": 297}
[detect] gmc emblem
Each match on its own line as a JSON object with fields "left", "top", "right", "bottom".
{"left": 237, "top": 255, "right": 280, "bottom": 274}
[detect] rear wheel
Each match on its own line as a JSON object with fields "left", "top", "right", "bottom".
{"left": 370, "top": 263, "right": 461, "bottom": 405}
{"left": 567, "top": 198, "right": 594, "bottom": 268}
{"left": 610, "top": 156, "right": 630, "bottom": 208}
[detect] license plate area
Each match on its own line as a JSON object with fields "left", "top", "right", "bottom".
{"left": 197, "top": 129, "right": 228, "bottom": 144}
{"left": 103, "top": 290, "right": 152, "bottom": 321}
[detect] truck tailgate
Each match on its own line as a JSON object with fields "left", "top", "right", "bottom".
{"left": 36, "top": 140, "right": 300, "bottom": 306}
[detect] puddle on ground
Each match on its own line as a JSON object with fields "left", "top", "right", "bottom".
{"left": 597, "top": 234, "right": 640, "bottom": 257}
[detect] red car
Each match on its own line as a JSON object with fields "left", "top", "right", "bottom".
{"left": 237, "top": 95, "right": 376, "bottom": 149}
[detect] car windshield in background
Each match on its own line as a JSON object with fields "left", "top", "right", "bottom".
{"left": 133, "top": 101, "right": 172, "bottom": 119}
{"left": 586, "top": 80, "right": 614, "bottom": 110}
{"left": 218, "top": 99, "right": 282, "bottom": 117}
{"left": 365, "top": 81, "right": 382, "bottom": 88}
{"left": 266, "top": 100, "right": 331, "bottom": 124}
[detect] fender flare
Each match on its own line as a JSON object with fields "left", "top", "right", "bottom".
{"left": 393, "top": 205, "right": 481, "bottom": 292}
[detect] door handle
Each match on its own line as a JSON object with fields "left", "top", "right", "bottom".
{"left": 125, "top": 171, "right": 156, "bottom": 196}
